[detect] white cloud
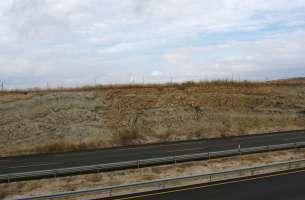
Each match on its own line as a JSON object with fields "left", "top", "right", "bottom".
{"left": 163, "top": 30, "right": 305, "bottom": 79}
{"left": 0, "top": 0, "right": 304, "bottom": 88}
{"left": 151, "top": 70, "right": 163, "bottom": 77}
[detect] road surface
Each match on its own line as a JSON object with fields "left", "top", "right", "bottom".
{"left": 106, "top": 168, "right": 305, "bottom": 200}
{"left": 1, "top": 129, "right": 305, "bottom": 175}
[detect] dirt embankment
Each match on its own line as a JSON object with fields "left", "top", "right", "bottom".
{"left": 1, "top": 80, "right": 305, "bottom": 156}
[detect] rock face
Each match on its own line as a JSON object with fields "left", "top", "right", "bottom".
{"left": 1, "top": 81, "right": 305, "bottom": 156}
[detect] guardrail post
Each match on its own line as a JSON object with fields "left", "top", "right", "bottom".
{"left": 137, "top": 160, "right": 140, "bottom": 168}
{"left": 7, "top": 175, "right": 10, "bottom": 183}
{"left": 209, "top": 175, "right": 212, "bottom": 182}
{"left": 109, "top": 188, "right": 112, "bottom": 197}
{"left": 162, "top": 182, "right": 166, "bottom": 189}
{"left": 208, "top": 152, "right": 211, "bottom": 160}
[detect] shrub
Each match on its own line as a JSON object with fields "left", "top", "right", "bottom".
{"left": 114, "top": 128, "right": 141, "bottom": 146}
{"left": 120, "top": 128, "right": 139, "bottom": 145}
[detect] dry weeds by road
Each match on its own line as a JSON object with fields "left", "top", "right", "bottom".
{"left": 1, "top": 149, "right": 305, "bottom": 199}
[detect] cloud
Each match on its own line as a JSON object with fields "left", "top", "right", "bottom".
{"left": 151, "top": 70, "right": 163, "bottom": 77}
{"left": 163, "top": 30, "right": 305, "bottom": 80}
{"left": 0, "top": 0, "right": 304, "bottom": 88}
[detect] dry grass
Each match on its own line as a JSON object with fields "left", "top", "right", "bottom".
{"left": 32, "top": 142, "right": 98, "bottom": 154}
{"left": 1, "top": 78, "right": 305, "bottom": 156}
{"left": 0, "top": 80, "right": 256, "bottom": 94}
{"left": 0, "top": 189, "right": 9, "bottom": 199}
{"left": 2, "top": 149, "right": 305, "bottom": 199}
{"left": 24, "top": 129, "right": 142, "bottom": 154}
{"left": 1, "top": 78, "right": 304, "bottom": 95}
{"left": 113, "top": 128, "right": 142, "bottom": 146}
{"left": 8, "top": 141, "right": 104, "bottom": 155}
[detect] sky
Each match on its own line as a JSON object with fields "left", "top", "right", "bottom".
{"left": 0, "top": 0, "right": 305, "bottom": 89}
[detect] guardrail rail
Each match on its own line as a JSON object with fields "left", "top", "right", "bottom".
{"left": 15, "top": 158, "right": 305, "bottom": 200}
{"left": 1, "top": 141, "right": 305, "bottom": 183}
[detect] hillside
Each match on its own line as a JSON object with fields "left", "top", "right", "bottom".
{"left": 271, "top": 77, "right": 305, "bottom": 84}
{"left": 1, "top": 80, "right": 305, "bottom": 156}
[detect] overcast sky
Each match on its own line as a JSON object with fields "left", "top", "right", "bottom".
{"left": 0, "top": 0, "right": 305, "bottom": 89}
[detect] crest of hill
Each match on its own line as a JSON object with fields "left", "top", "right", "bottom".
{"left": 270, "top": 77, "right": 305, "bottom": 84}
{"left": 0, "top": 78, "right": 304, "bottom": 95}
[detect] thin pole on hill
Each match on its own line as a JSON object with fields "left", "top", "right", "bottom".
{"left": 1, "top": 80, "right": 3, "bottom": 91}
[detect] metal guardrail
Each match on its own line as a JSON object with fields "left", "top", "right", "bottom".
{"left": 15, "top": 158, "right": 305, "bottom": 200}
{"left": 1, "top": 141, "right": 305, "bottom": 183}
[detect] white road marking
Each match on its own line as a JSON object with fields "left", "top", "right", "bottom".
{"left": 233, "top": 132, "right": 304, "bottom": 140}
{"left": 166, "top": 147, "right": 205, "bottom": 153}
{"left": 55, "top": 141, "right": 208, "bottom": 157}
{"left": 232, "top": 134, "right": 283, "bottom": 141}
{"left": 284, "top": 136, "right": 305, "bottom": 141}
{"left": 7, "top": 162, "right": 59, "bottom": 169}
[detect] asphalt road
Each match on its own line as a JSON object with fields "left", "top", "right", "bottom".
{"left": 106, "top": 168, "right": 305, "bottom": 200}
{"left": 1, "top": 129, "right": 305, "bottom": 175}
